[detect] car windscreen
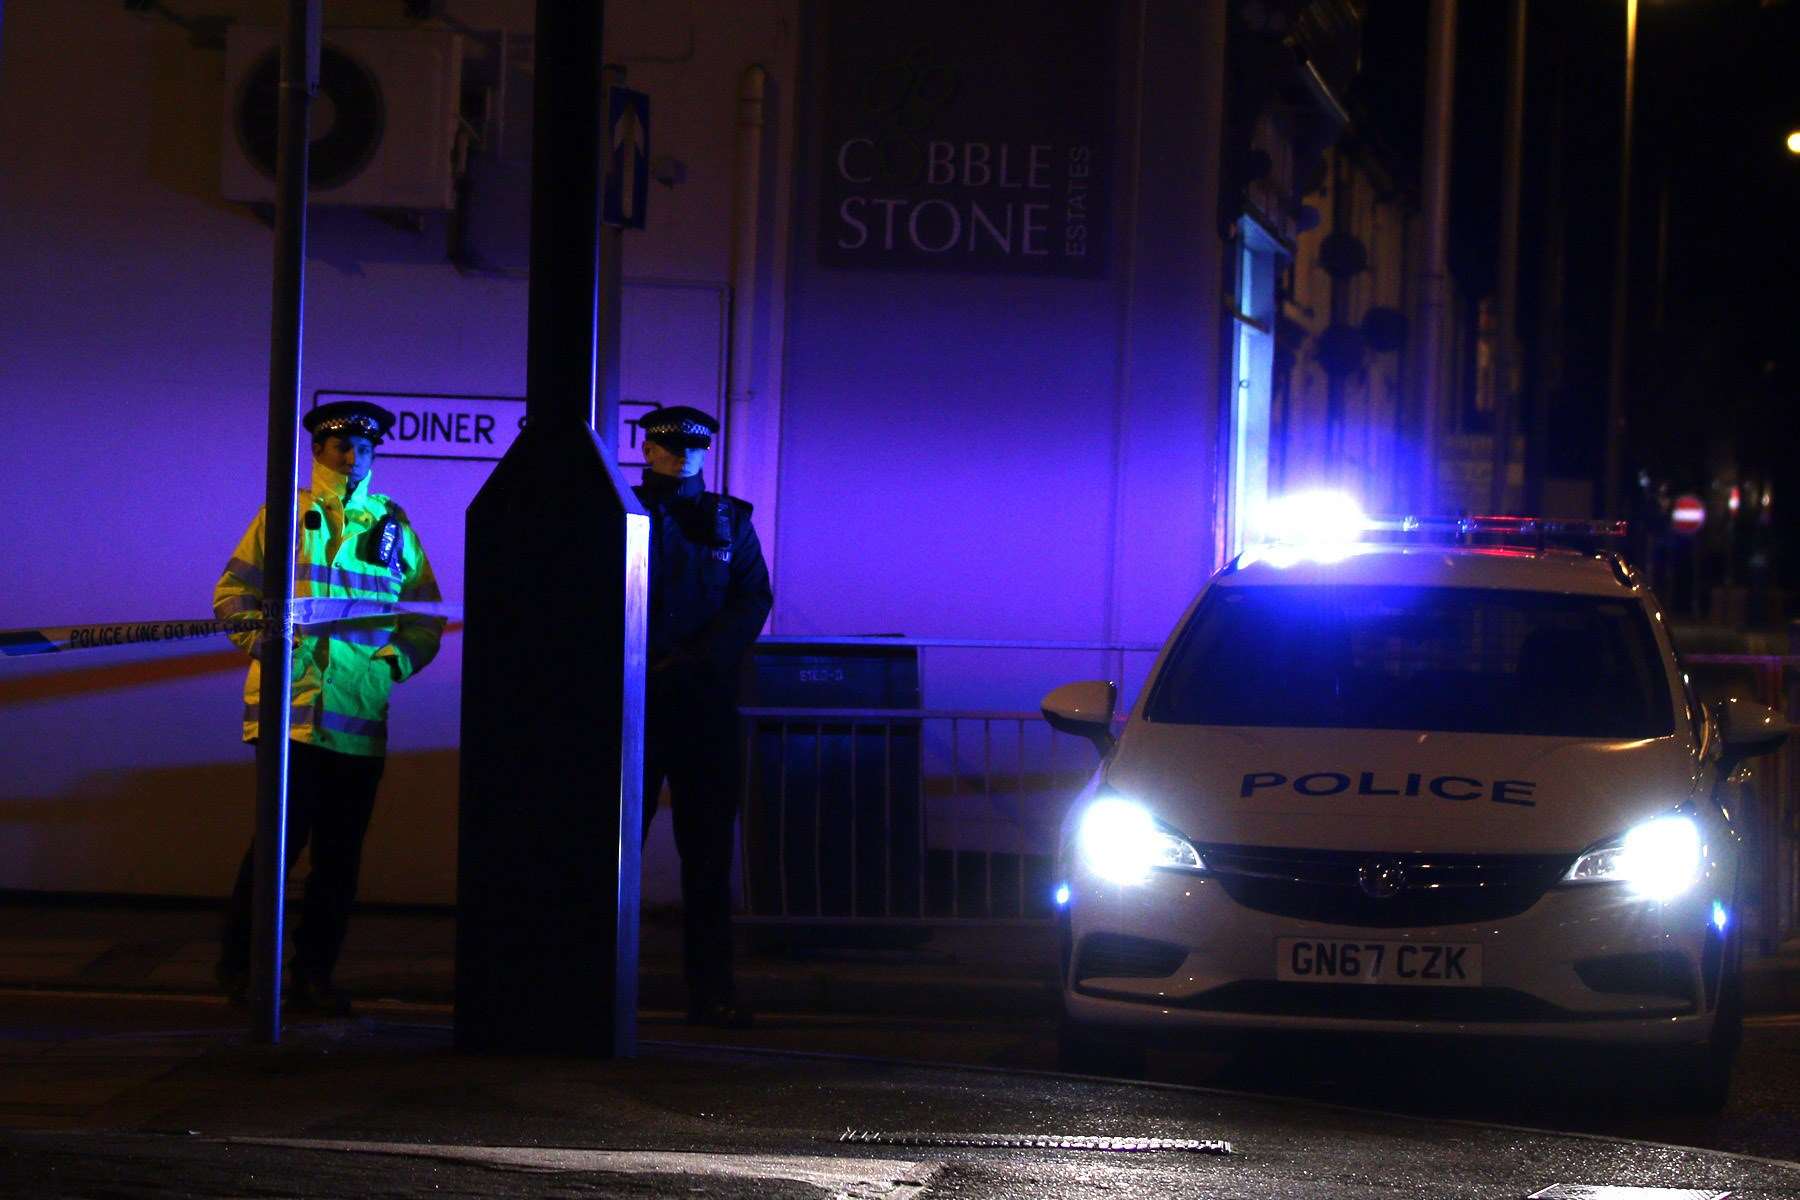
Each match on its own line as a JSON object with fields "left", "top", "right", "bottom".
{"left": 1146, "top": 584, "right": 1675, "bottom": 737}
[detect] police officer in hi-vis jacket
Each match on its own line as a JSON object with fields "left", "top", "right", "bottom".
{"left": 634, "top": 406, "right": 772, "bottom": 1029}
{"left": 214, "top": 399, "right": 444, "bottom": 1016}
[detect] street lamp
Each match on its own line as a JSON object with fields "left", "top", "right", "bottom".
{"left": 1787, "top": 130, "right": 1800, "bottom": 155}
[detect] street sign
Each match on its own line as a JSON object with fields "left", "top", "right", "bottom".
{"left": 603, "top": 86, "right": 649, "bottom": 229}
{"left": 313, "top": 390, "right": 523, "bottom": 462}
{"left": 1671, "top": 493, "right": 1706, "bottom": 535}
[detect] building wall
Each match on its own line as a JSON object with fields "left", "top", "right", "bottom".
{"left": 0, "top": 0, "right": 1230, "bottom": 901}
{"left": 0, "top": 0, "right": 799, "bottom": 902}
{"left": 778, "top": 0, "right": 1228, "bottom": 714}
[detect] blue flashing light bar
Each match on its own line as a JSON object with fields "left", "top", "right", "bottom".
{"left": 1242, "top": 491, "right": 1632, "bottom": 570}
{"left": 1263, "top": 491, "right": 1370, "bottom": 547}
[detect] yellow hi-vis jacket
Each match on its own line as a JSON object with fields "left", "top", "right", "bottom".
{"left": 213, "top": 459, "right": 445, "bottom": 757}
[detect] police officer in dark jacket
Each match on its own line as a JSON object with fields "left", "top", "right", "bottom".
{"left": 634, "top": 406, "right": 773, "bottom": 1028}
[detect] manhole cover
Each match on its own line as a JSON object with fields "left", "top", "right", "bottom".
{"left": 839, "top": 1129, "right": 1231, "bottom": 1154}
{"left": 1529, "top": 1187, "right": 1732, "bottom": 1200}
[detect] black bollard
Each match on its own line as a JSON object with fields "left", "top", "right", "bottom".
{"left": 455, "top": 0, "right": 647, "bottom": 1057}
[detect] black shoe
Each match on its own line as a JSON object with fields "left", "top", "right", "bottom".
{"left": 215, "top": 965, "right": 248, "bottom": 1008}
{"left": 685, "top": 1000, "right": 754, "bottom": 1030}
{"left": 286, "top": 971, "right": 354, "bottom": 1018}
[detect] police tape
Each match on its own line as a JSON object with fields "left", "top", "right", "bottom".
{"left": 0, "top": 599, "right": 462, "bottom": 658}
{"left": 286, "top": 597, "right": 462, "bottom": 625}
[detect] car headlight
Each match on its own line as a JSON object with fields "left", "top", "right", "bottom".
{"left": 1564, "top": 814, "right": 1702, "bottom": 901}
{"left": 1075, "top": 796, "right": 1203, "bottom": 885}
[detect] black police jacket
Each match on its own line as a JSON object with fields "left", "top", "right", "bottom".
{"left": 634, "top": 471, "right": 773, "bottom": 688}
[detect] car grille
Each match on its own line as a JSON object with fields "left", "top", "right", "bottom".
{"left": 1195, "top": 844, "right": 1575, "bottom": 928}
{"left": 1075, "top": 932, "right": 1189, "bottom": 981}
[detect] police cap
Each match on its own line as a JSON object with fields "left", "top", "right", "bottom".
{"left": 639, "top": 405, "right": 718, "bottom": 450}
{"left": 304, "top": 400, "right": 397, "bottom": 445}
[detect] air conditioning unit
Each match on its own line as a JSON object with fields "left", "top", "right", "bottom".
{"left": 222, "top": 26, "right": 463, "bottom": 210}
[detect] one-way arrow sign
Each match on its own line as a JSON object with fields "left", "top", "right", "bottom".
{"left": 604, "top": 87, "right": 650, "bottom": 229}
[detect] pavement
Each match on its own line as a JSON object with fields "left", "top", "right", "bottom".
{"left": 2, "top": 898, "right": 1800, "bottom": 1198}
{"left": 0, "top": 900, "right": 1064, "bottom": 1019}
{"left": 2, "top": 895, "right": 1796, "bottom": 1018}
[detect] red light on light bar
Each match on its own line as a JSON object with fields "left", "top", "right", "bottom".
{"left": 1381, "top": 515, "right": 1629, "bottom": 540}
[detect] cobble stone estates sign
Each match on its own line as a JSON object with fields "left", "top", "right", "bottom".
{"left": 818, "top": 0, "right": 1113, "bottom": 278}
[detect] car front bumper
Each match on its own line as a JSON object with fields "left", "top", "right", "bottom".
{"left": 1060, "top": 866, "right": 1732, "bottom": 1046}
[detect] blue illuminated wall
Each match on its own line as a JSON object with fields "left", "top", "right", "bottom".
{"left": 0, "top": 0, "right": 1232, "bottom": 900}
{"left": 777, "top": 0, "right": 1229, "bottom": 710}
{"left": 0, "top": 0, "right": 801, "bottom": 901}
{"left": 0, "top": 2, "right": 523, "bottom": 900}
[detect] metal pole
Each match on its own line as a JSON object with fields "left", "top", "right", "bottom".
{"left": 526, "top": 1, "right": 603, "bottom": 431}
{"left": 850, "top": 721, "right": 859, "bottom": 916}
{"left": 1652, "top": 155, "right": 1671, "bottom": 336}
{"left": 983, "top": 719, "right": 993, "bottom": 919}
{"left": 1489, "top": 0, "right": 1527, "bottom": 514}
{"left": 883, "top": 722, "right": 893, "bottom": 917}
{"left": 1414, "top": 0, "right": 1456, "bottom": 512}
{"left": 778, "top": 723, "right": 790, "bottom": 916}
{"left": 1016, "top": 722, "right": 1026, "bottom": 919}
{"left": 951, "top": 721, "right": 961, "bottom": 917}
{"left": 1527, "top": 39, "right": 1567, "bottom": 517}
{"left": 1762, "top": 660, "right": 1785, "bottom": 953}
{"left": 252, "top": 0, "right": 320, "bottom": 1044}
{"left": 813, "top": 723, "right": 823, "bottom": 916}
{"left": 598, "top": 67, "right": 626, "bottom": 453}
{"left": 1603, "top": 0, "right": 1638, "bottom": 518}
{"left": 738, "top": 725, "right": 755, "bottom": 916}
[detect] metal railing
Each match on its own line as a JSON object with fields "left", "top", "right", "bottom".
{"left": 737, "top": 707, "right": 1100, "bottom": 924}
{"left": 733, "top": 635, "right": 1159, "bottom": 924}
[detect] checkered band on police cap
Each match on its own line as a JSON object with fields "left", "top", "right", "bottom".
{"left": 304, "top": 400, "right": 396, "bottom": 444}
{"left": 640, "top": 405, "right": 718, "bottom": 446}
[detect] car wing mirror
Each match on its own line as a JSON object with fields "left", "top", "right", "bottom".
{"left": 1041, "top": 680, "right": 1117, "bottom": 756}
{"left": 1713, "top": 696, "right": 1791, "bottom": 768}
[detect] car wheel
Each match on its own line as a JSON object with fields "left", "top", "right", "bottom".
{"left": 1660, "top": 933, "right": 1744, "bottom": 1115}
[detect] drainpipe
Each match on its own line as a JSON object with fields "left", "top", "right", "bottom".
{"left": 724, "top": 65, "right": 766, "bottom": 502}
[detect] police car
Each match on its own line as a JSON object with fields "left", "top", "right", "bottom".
{"left": 1041, "top": 495, "right": 1790, "bottom": 1110}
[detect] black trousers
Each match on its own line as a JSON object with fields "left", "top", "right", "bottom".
{"left": 643, "top": 693, "right": 741, "bottom": 1005}
{"left": 220, "top": 740, "right": 385, "bottom": 979}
